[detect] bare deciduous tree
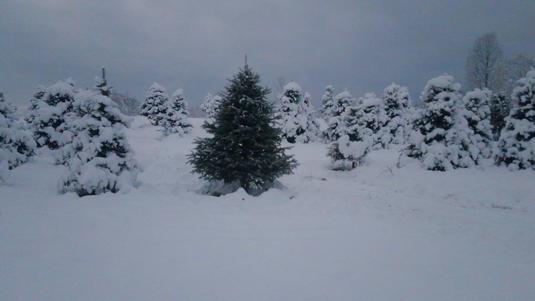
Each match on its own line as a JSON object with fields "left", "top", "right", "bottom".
{"left": 504, "top": 54, "right": 535, "bottom": 95}
{"left": 466, "top": 32, "right": 505, "bottom": 91}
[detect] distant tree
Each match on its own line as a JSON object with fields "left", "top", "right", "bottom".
{"left": 200, "top": 93, "right": 222, "bottom": 120}
{"left": 466, "top": 32, "right": 505, "bottom": 91}
{"left": 495, "top": 70, "right": 535, "bottom": 170}
{"left": 323, "top": 90, "right": 354, "bottom": 142}
{"left": 462, "top": 88, "right": 493, "bottom": 161}
{"left": 358, "top": 93, "right": 385, "bottom": 148}
{"left": 0, "top": 92, "right": 36, "bottom": 170}
{"left": 110, "top": 93, "right": 140, "bottom": 116}
{"left": 320, "top": 85, "right": 335, "bottom": 117}
{"left": 328, "top": 97, "right": 373, "bottom": 170}
{"left": 504, "top": 54, "right": 535, "bottom": 96}
{"left": 277, "top": 82, "right": 319, "bottom": 143}
{"left": 489, "top": 93, "right": 510, "bottom": 139}
{"left": 24, "top": 85, "right": 46, "bottom": 125}
{"left": 95, "top": 67, "right": 112, "bottom": 97}
{"left": 188, "top": 64, "right": 297, "bottom": 195}
{"left": 298, "top": 87, "right": 321, "bottom": 142}
{"left": 161, "top": 89, "right": 192, "bottom": 136}
{"left": 141, "top": 83, "right": 169, "bottom": 126}
{"left": 59, "top": 90, "right": 138, "bottom": 196}
{"left": 486, "top": 54, "right": 534, "bottom": 138}
{"left": 378, "top": 83, "right": 411, "bottom": 147}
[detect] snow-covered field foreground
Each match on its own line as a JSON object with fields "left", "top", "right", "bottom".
{"left": 1, "top": 117, "right": 534, "bottom": 301}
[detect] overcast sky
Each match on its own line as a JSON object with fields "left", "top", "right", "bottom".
{"left": 1, "top": 0, "right": 534, "bottom": 107}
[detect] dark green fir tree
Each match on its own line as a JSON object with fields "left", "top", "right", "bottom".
{"left": 188, "top": 62, "right": 297, "bottom": 195}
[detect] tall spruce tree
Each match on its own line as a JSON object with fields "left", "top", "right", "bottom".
{"left": 188, "top": 64, "right": 297, "bottom": 195}
{"left": 495, "top": 70, "right": 535, "bottom": 170}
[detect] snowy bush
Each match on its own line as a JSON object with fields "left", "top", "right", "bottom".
{"left": 200, "top": 93, "right": 222, "bottom": 120}
{"left": 495, "top": 70, "right": 535, "bottom": 170}
{"left": 402, "top": 74, "right": 477, "bottom": 171}
{"left": 161, "top": 89, "right": 192, "bottom": 136}
{"left": 379, "top": 83, "right": 411, "bottom": 147}
{"left": 141, "top": 83, "right": 169, "bottom": 126}
{"left": 0, "top": 93, "right": 36, "bottom": 170}
{"left": 462, "top": 88, "right": 493, "bottom": 161}
{"left": 324, "top": 90, "right": 354, "bottom": 142}
{"left": 276, "top": 82, "right": 320, "bottom": 143}
{"left": 59, "top": 90, "right": 139, "bottom": 196}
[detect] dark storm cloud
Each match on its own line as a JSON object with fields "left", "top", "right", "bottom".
{"left": 1, "top": 0, "right": 534, "bottom": 107}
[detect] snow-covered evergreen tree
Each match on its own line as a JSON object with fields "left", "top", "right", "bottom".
{"left": 495, "top": 70, "right": 535, "bottom": 170}
{"left": 324, "top": 90, "right": 354, "bottom": 142}
{"left": 200, "top": 93, "right": 222, "bottom": 120}
{"left": 32, "top": 80, "right": 76, "bottom": 150}
{"left": 188, "top": 64, "right": 297, "bottom": 195}
{"left": 358, "top": 93, "right": 384, "bottom": 148}
{"left": 462, "top": 88, "right": 493, "bottom": 161}
{"left": 379, "top": 83, "right": 411, "bottom": 146}
{"left": 59, "top": 90, "right": 138, "bottom": 196}
{"left": 141, "top": 83, "right": 169, "bottom": 126}
{"left": 0, "top": 92, "right": 36, "bottom": 170}
{"left": 277, "top": 82, "right": 319, "bottom": 143}
{"left": 161, "top": 89, "right": 192, "bottom": 136}
{"left": 24, "top": 85, "right": 46, "bottom": 125}
{"left": 403, "top": 74, "right": 476, "bottom": 171}
{"left": 320, "top": 85, "right": 335, "bottom": 117}
{"left": 299, "top": 90, "right": 321, "bottom": 142}
{"left": 327, "top": 101, "right": 372, "bottom": 170}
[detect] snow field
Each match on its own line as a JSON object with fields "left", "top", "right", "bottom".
{"left": 1, "top": 117, "right": 534, "bottom": 301}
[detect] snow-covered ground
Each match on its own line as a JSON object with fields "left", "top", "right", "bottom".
{"left": 1, "top": 117, "right": 534, "bottom": 301}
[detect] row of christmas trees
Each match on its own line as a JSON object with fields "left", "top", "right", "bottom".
{"left": 2, "top": 65, "right": 534, "bottom": 196}
{"left": 185, "top": 65, "right": 534, "bottom": 194}
{"left": 225, "top": 71, "right": 533, "bottom": 172}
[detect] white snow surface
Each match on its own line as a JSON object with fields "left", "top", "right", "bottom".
{"left": 1, "top": 117, "right": 535, "bottom": 301}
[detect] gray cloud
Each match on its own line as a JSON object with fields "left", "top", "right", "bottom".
{"left": 1, "top": 0, "right": 534, "bottom": 107}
